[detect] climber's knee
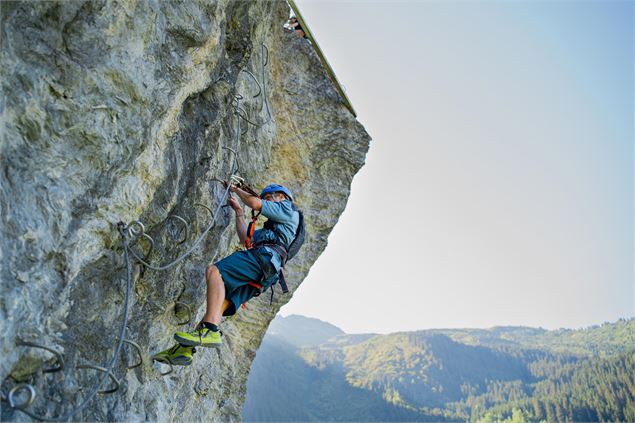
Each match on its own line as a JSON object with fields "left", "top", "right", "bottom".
{"left": 206, "top": 265, "right": 222, "bottom": 284}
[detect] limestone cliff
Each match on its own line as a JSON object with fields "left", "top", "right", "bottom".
{"left": 0, "top": 1, "right": 370, "bottom": 421}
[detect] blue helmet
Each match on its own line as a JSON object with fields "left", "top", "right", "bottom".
{"left": 260, "top": 184, "right": 293, "bottom": 201}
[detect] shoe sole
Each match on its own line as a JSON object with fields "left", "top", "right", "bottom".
{"left": 153, "top": 356, "right": 192, "bottom": 366}
{"left": 173, "top": 334, "right": 222, "bottom": 348}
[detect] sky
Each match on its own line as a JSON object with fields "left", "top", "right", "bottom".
{"left": 279, "top": 0, "right": 634, "bottom": 334}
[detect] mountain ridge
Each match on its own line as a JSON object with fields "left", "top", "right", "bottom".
{"left": 245, "top": 315, "right": 635, "bottom": 422}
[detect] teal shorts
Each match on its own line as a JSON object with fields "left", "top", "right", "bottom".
{"left": 214, "top": 248, "right": 276, "bottom": 316}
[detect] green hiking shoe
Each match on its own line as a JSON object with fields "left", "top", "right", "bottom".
{"left": 174, "top": 325, "right": 222, "bottom": 347}
{"left": 152, "top": 344, "right": 196, "bottom": 366}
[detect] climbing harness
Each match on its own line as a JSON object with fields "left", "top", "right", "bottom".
{"left": 245, "top": 209, "right": 261, "bottom": 249}
{"left": 3, "top": 42, "right": 275, "bottom": 421}
{"left": 245, "top": 202, "right": 306, "bottom": 303}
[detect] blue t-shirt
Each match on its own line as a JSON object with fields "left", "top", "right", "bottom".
{"left": 252, "top": 199, "right": 299, "bottom": 271}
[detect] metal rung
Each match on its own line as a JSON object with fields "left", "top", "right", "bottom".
{"left": 175, "top": 302, "right": 193, "bottom": 326}
{"left": 123, "top": 340, "right": 143, "bottom": 370}
{"left": 8, "top": 383, "right": 36, "bottom": 409}
{"left": 166, "top": 215, "right": 189, "bottom": 245}
{"left": 16, "top": 339, "right": 64, "bottom": 374}
{"left": 75, "top": 364, "right": 120, "bottom": 395}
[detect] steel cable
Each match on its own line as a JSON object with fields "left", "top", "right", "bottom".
{"left": 5, "top": 43, "right": 269, "bottom": 419}
{"left": 235, "top": 44, "right": 273, "bottom": 130}
{"left": 9, "top": 225, "right": 133, "bottom": 422}
{"left": 126, "top": 95, "right": 243, "bottom": 271}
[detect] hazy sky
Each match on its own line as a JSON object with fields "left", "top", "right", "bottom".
{"left": 280, "top": 0, "right": 634, "bottom": 334}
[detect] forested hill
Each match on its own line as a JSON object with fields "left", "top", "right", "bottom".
{"left": 244, "top": 316, "right": 635, "bottom": 422}
{"left": 426, "top": 318, "right": 635, "bottom": 357}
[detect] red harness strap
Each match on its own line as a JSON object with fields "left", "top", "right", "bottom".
{"left": 245, "top": 212, "right": 265, "bottom": 294}
{"left": 245, "top": 210, "right": 261, "bottom": 248}
{"left": 248, "top": 282, "right": 263, "bottom": 290}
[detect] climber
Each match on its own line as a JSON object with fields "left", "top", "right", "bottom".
{"left": 288, "top": 16, "right": 308, "bottom": 39}
{"left": 153, "top": 182, "right": 302, "bottom": 366}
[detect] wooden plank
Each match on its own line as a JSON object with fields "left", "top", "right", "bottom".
{"left": 287, "top": 0, "right": 357, "bottom": 117}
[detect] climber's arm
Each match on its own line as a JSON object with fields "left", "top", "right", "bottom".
{"left": 228, "top": 195, "right": 248, "bottom": 244}
{"left": 231, "top": 186, "right": 262, "bottom": 211}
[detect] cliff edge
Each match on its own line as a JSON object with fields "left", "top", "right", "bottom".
{"left": 0, "top": 1, "right": 370, "bottom": 421}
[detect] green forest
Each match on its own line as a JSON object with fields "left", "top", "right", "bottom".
{"left": 243, "top": 316, "right": 635, "bottom": 422}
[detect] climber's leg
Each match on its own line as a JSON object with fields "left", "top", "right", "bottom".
{"left": 203, "top": 265, "right": 230, "bottom": 325}
{"left": 173, "top": 268, "right": 223, "bottom": 347}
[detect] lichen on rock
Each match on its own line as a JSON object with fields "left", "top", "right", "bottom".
{"left": 0, "top": 1, "right": 370, "bottom": 421}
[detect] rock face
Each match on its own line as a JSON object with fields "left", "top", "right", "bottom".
{"left": 0, "top": 1, "right": 370, "bottom": 421}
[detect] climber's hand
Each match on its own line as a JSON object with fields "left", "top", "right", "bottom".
{"left": 227, "top": 195, "right": 242, "bottom": 212}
